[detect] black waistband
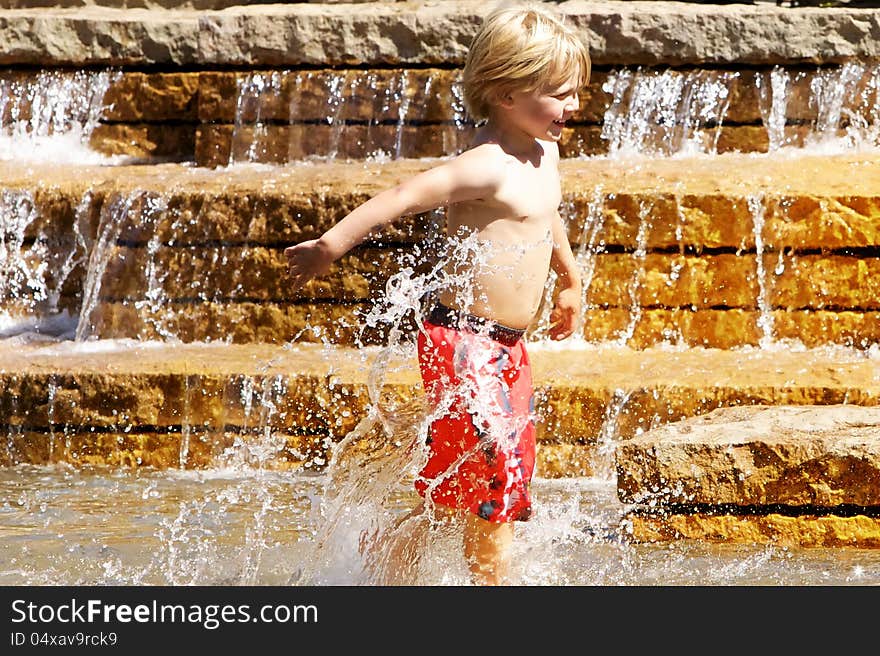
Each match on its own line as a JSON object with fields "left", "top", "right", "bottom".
{"left": 425, "top": 303, "right": 525, "bottom": 347}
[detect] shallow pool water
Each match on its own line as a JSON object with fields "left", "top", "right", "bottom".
{"left": 2, "top": 464, "right": 878, "bottom": 586}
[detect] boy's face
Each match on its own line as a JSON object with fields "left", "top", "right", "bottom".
{"left": 502, "top": 74, "right": 581, "bottom": 143}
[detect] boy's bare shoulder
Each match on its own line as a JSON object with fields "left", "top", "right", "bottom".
{"left": 438, "top": 139, "right": 560, "bottom": 195}
{"left": 444, "top": 142, "right": 510, "bottom": 187}
{"left": 452, "top": 141, "right": 510, "bottom": 167}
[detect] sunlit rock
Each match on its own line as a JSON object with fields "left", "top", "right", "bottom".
{"left": 617, "top": 404, "right": 880, "bottom": 506}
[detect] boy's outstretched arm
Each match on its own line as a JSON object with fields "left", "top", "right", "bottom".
{"left": 547, "top": 210, "right": 582, "bottom": 340}
{"left": 285, "top": 151, "right": 496, "bottom": 291}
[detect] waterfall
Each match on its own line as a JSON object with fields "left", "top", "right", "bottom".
{"left": 757, "top": 66, "right": 793, "bottom": 152}
{"left": 0, "top": 70, "right": 120, "bottom": 163}
{"left": 618, "top": 198, "right": 655, "bottom": 345}
{"left": 229, "top": 71, "right": 284, "bottom": 165}
{"left": 600, "top": 68, "right": 736, "bottom": 157}
{"left": 806, "top": 61, "right": 880, "bottom": 151}
{"left": 747, "top": 194, "right": 775, "bottom": 348}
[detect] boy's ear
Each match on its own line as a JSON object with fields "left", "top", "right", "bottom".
{"left": 488, "top": 87, "right": 515, "bottom": 109}
{"left": 495, "top": 91, "right": 515, "bottom": 109}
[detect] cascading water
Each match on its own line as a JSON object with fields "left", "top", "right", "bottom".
{"left": 806, "top": 61, "right": 880, "bottom": 151}
{"left": 229, "top": 72, "right": 284, "bottom": 166}
{"left": 618, "top": 198, "right": 655, "bottom": 346}
{"left": 748, "top": 193, "right": 775, "bottom": 348}
{"left": 757, "top": 67, "right": 792, "bottom": 151}
{"left": 601, "top": 68, "right": 736, "bottom": 157}
{"left": 0, "top": 70, "right": 123, "bottom": 164}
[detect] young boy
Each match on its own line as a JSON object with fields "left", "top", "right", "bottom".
{"left": 285, "top": 2, "right": 590, "bottom": 585}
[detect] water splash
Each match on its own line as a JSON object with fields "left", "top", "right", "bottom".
{"left": 290, "top": 230, "right": 566, "bottom": 584}
{"left": 0, "top": 69, "right": 122, "bottom": 164}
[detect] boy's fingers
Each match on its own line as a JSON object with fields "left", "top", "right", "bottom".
{"left": 289, "top": 273, "right": 309, "bottom": 291}
{"left": 548, "top": 307, "right": 577, "bottom": 339}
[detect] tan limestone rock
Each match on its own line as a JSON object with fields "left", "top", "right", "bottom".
{"left": 90, "top": 123, "right": 195, "bottom": 160}
{"left": 616, "top": 404, "right": 880, "bottom": 507}
{"left": 1, "top": 3, "right": 879, "bottom": 68}
{"left": 2, "top": 343, "right": 878, "bottom": 472}
{"left": 101, "top": 72, "right": 200, "bottom": 122}
{"left": 624, "top": 511, "right": 880, "bottom": 548}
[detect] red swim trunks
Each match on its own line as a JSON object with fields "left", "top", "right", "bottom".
{"left": 415, "top": 307, "right": 537, "bottom": 523}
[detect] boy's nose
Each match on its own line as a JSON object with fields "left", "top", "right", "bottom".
{"left": 564, "top": 92, "right": 579, "bottom": 114}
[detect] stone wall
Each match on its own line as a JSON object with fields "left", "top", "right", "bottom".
{"left": 3, "top": 2, "right": 879, "bottom": 351}
{"left": 6, "top": 152, "right": 880, "bottom": 349}
{"left": 3, "top": 2, "right": 879, "bottom": 163}
{"left": 0, "top": 1, "right": 878, "bottom": 67}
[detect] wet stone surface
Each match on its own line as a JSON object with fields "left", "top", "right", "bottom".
{"left": 618, "top": 404, "right": 880, "bottom": 548}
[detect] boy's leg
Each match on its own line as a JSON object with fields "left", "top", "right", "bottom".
{"left": 361, "top": 502, "right": 428, "bottom": 585}
{"left": 463, "top": 513, "right": 514, "bottom": 586}
{"left": 363, "top": 502, "right": 458, "bottom": 585}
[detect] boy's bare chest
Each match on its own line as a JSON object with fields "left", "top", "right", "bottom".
{"left": 492, "top": 161, "right": 562, "bottom": 218}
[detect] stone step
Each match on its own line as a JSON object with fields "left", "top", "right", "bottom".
{"left": 1, "top": 341, "right": 877, "bottom": 478}
{"left": 2, "top": 2, "right": 877, "bottom": 68}
{"left": 617, "top": 404, "right": 880, "bottom": 547}
{"left": 8, "top": 154, "right": 879, "bottom": 248}
{"left": 94, "top": 246, "right": 880, "bottom": 309}
{"left": 3, "top": 153, "right": 880, "bottom": 347}
{"left": 3, "top": 0, "right": 879, "bottom": 163}
{"left": 85, "top": 304, "right": 880, "bottom": 350}
{"left": 4, "top": 63, "right": 877, "bottom": 163}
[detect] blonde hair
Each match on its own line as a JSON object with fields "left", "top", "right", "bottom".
{"left": 462, "top": 2, "right": 592, "bottom": 122}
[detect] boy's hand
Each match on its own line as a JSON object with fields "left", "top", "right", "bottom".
{"left": 284, "top": 239, "right": 335, "bottom": 291}
{"left": 548, "top": 287, "right": 581, "bottom": 340}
